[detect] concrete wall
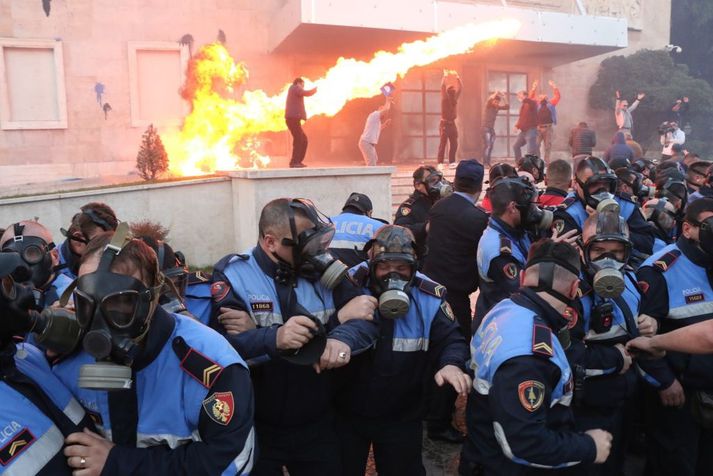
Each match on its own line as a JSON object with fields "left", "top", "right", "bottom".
{"left": 0, "top": 167, "right": 394, "bottom": 267}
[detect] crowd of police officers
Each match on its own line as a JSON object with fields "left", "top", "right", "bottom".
{"left": 0, "top": 149, "right": 712, "bottom": 475}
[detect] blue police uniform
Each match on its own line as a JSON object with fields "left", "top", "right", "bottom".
{"left": 52, "top": 310, "right": 255, "bottom": 476}
{"left": 37, "top": 273, "right": 73, "bottom": 309}
{"left": 554, "top": 194, "right": 654, "bottom": 255}
{"left": 329, "top": 212, "right": 384, "bottom": 268}
{"left": 337, "top": 264, "right": 468, "bottom": 476}
{"left": 475, "top": 217, "right": 532, "bottom": 321}
{"left": 184, "top": 271, "right": 213, "bottom": 325}
{"left": 0, "top": 343, "right": 91, "bottom": 475}
{"left": 210, "top": 245, "right": 379, "bottom": 475}
{"left": 637, "top": 238, "right": 713, "bottom": 476}
{"left": 56, "top": 240, "right": 78, "bottom": 281}
{"left": 460, "top": 288, "right": 596, "bottom": 475}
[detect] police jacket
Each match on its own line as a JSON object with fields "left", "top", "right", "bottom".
{"left": 53, "top": 310, "right": 255, "bottom": 476}
{"left": 475, "top": 217, "right": 532, "bottom": 321}
{"left": 651, "top": 225, "right": 674, "bottom": 255}
{"left": 56, "top": 240, "right": 78, "bottom": 281}
{"left": 0, "top": 342, "right": 93, "bottom": 475}
{"left": 184, "top": 271, "right": 213, "bottom": 325}
{"left": 538, "top": 187, "right": 568, "bottom": 207}
{"left": 553, "top": 193, "right": 654, "bottom": 255}
{"left": 336, "top": 264, "right": 468, "bottom": 421}
{"left": 465, "top": 288, "right": 596, "bottom": 474}
{"left": 394, "top": 191, "right": 433, "bottom": 262}
{"left": 329, "top": 211, "right": 384, "bottom": 268}
{"left": 569, "top": 272, "right": 665, "bottom": 407}
{"left": 637, "top": 237, "right": 713, "bottom": 391}
{"left": 37, "top": 273, "right": 73, "bottom": 310}
{"left": 423, "top": 192, "right": 488, "bottom": 295}
{"left": 210, "top": 246, "right": 379, "bottom": 428}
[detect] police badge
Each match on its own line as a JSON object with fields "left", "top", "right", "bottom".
{"left": 202, "top": 391, "right": 235, "bottom": 426}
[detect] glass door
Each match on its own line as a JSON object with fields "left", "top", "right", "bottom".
{"left": 487, "top": 71, "right": 528, "bottom": 159}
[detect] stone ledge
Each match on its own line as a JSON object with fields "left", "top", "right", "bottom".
{"left": 220, "top": 166, "right": 395, "bottom": 179}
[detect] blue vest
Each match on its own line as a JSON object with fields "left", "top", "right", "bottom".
{"left": 580, "top": 272, "right": 640, "bottom": 345}
{"left": 185, "top": 282, "right": 212, "bottom": 325}
{"left": 471, "top": 299, "right": 572, "bottom": 406}
{"left": 349, "top": 263, "right": 442, "bottom": 352}
{"left": 652, "top": 237, "right": 669, "bottom": 255}
{"left": 641, "top": 244, "right": 713, "bottom": 326}
{"left": 52, "top": 314, "right": 252, "bottom": 476}
{"left": 221, "top": 249, "right": 336, "bottom": 327}
{"left": 563, "top": 194, "right": 635, "bottom": 231}
{"left": 329, "top": 212, "right": 382, "bottom": 252}
{"left": 0, "top": 344, "right": 85, "bottom": 475}
{"left": 56, "top": 240, "right": 77, "bottom": 281}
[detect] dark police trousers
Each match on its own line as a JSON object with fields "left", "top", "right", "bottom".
{"left": 286, "top": 117, "right": 308, "bottom": 165}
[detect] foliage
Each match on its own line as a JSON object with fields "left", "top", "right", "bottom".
{"left": 136, "top": 124, "right": 169, "bottom": 181}
{"left": 588, "top": 50, "right": 713, "bottom": 154}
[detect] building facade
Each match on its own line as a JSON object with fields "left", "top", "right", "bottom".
{"left": 0, "top": 0, "right": 668, "bottom": 186}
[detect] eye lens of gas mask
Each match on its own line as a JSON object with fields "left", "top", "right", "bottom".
{"left": 74, "top": 288, "right": 151, "bottom": 330}
{"left": 299, "top": 226, "right": 335, "bottom": 256}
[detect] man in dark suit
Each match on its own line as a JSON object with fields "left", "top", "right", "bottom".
{"left": 422, "top": 158, "right": 488, "bottom": 442}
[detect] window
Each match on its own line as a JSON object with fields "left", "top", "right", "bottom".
{"left": 399, "top": 69, "right": 442, "bottom": 162}
{"left": 487, "top": 71, "right": 528, "bottom": 158}
{"left": 0, "top": 38, "right": 67, "bottom": 130}
{"left": 128, "top": 42, "right": 189, "bottom": 127}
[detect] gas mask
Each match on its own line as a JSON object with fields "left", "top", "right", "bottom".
{"left": 1, "top": 223, "right": 55, "bottom": 289}
{"left": 525, "top": 243, "right": 581, "bottom": 309}
{"left": 576, "top": 158, "right": 619, "bottom": 213}
{"left": 583, "top": 211, "right": 632, "bottom": 298}
{"left": 691, "top": 216, "right": 713, "bottom": 262}
{"left": 496, "top": 178, "right": 553, "bottom": 231}
{"left": 643, "top": 198, "right": 677, "bottom": 237}
{"left": 423, "top": 171, "right": 453, "bottom": 202}
{"left": 278, "top": 199, "right": 348, "bottom": 289}
{"left": 366, "top": 225, "right": 418, "bottom": 319}
{"left": 657, "top": 179, "right": 688, "bottom": 219}
{"left": 70, "top": 225, "right": 162, "bottom": 390}
{"left": 518, "top": 154, "right": 545, "bottom": 184}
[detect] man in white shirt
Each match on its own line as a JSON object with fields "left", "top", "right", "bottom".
{"left": 359, "top": 100, "right": 392, "bottom": 166}
{"left": 661, "top": 121, "right": 686, "bottom": 160}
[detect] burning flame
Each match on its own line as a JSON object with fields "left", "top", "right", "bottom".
{"left": 165, "top": 18, "right": 520, "bottom": 176}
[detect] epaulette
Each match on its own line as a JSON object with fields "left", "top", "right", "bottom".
{"left": 532, "top": 323, "right": 554, "bottom": 358}
{"left": 350, "top": 265, "right": 370, "bottom": 287}
{"left": 187, "top": 271, "right": 212, "bottom": 285}
{"left": 415, "top": 276, "right": 446, "bottom": 298}
{"left": 617, "top": 192, "right": 636, "bottom": 204}
{"left": 561, "top": 196, "right": 577, "bottom": 208}
{"left": 172, "top": 336, "right": 224, "bottom": 388}
{"left": 653, "top": 249, "right": 681, "bottom": 272}
{"left": 499, "top": 235, "right": 512, "bottom": 255}
{"left": 213, "top": 253, "right": 249, "bottom": 273}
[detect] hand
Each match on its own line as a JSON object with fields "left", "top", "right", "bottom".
{"left": 218, "top": 307, "right": 255, "bottom": 335}
{"left": 683, "top": 96, "right": 689, "bottom": 102}
{"left": 616, "top": 90, "right": 621, "bottom": 99}
{"left": 64, "top": 427, "right": 114, "bottom": 476}
{"left": 313, "top": 338, "right": 350, "bottom": 374}
{"left": 434, "top": 364, "right": 472, "bottom": 396}
{"left": 636, "top": 314, "right": 658, "bottom": 337}
{"left": 626, "top": 336, "right": 665, "bottom": 359}
{"left": 659, "top": 379, "right": 685, "bottom": 407}
{"left": 637, "top": 92, "right": 646, "bottom": 100}
{"left": 276, "top": 315, "right": 317, "bottom": 350}
{"left": 614, "top": 344, "right": 632, "bottom": 374}
{"left": 337, "top": 295, "right": 377, "bottom": 323}
{"left": 550, "top": 228, "right": 579, "bottom": 247}
{"left": 548, "top": 80, "right": 556, "bottom": 88}
{"left": 585, "top": 429, "right": 613, "bottom": 464}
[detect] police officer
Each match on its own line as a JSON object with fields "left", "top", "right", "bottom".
{"left": 642, "top": 197, "right": 678, "bottom": 253}
{"left": 209, "top": 198, "right": 379, "bottom": 474}
{"left": 394, "top": 165, "right": 452, "bottom": 262}
{"left": 569, "top": 211, "right": 664, "bottom": 475}
{"left": 517, "top": 154, "right": 545, "bottom": 184}
{"left": 329, "top": 192, "right": 386, "bottom": 268}
{"left": 475, "top": 176, "right": 557, "bottom": 321}
{"left": 687, "top": 161, "right": 713, "bottom": 204}
{"left": 480, "top": 162, "right": 518, "bottom": 213}
{"left": 184, "top": 270, "right": 214, "bottom": 325}
{"left": 52, "top": 229, "right": 256, "bottom": 475}
{"left": 1, "top": 221, "right": 73, "bottom": 309}
{"left": 460, "top": 239, "right": 612, "bottom": 475}
{"left": 0, "top": 253, "right": 94, "bottom": 475}
{"left": 337, "top": 225, "right": 470, "bottom": 476}
{"left": 636, "top": 197, "right": 713, "bottom": 476}
{"left": 553, "top": 157, "right": 654, "bottom": 256}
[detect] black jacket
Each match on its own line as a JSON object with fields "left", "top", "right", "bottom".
{"left": 394, "top": 191, "right": 433, "bottom": 263}
{"left": 423, "top": 193, "right": 488, "bottom": 295}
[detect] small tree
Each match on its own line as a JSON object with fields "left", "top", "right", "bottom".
{"left": 136, "top": 124, "right": 169, "bottom": 180}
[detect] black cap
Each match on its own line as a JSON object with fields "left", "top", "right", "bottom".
{"left": 342, "top": 192, "right": 373, "bottom": 215}
{"left": 455, "top": 159, "right": 484, "bottom": 187}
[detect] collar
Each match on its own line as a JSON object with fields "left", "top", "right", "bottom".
{"left": 132, "top": 307, "right": 176, "bottom": 371}
{"left": 513, "top": 287, "right": 571, "bottom": 333}
{"left": 544, "top": 187, "right": 568, "bottom": 198}
{"left": 491, "top": 215, "right": 525, "bottom": 239}
{"left": 253, "top": 245, "right": 279, "bottom": 279}
{"left": 677, "top": 236, "right": 712, "bottom": 269}
{"left": 454, "top": 191, "right": 477, "bottom": 205}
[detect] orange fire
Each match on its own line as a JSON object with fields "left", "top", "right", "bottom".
{"left": 165, "top": 18, "right": 520, "bottom": 176}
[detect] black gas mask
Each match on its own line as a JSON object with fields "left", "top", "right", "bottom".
{"left": 518, "top": 154, "right": 545, "bottom": 184}
{"left": 494, "top": 178, "right": 553, "bottom": 232}
{"left": 70, "top": 225, "right": 162, "bottom": 389}
{"left": 524, "top": 242, "right": 581, "bottom": 309}
{"left": 422, "top": 170, "right": 453, "bottom": 202}
{"left": 583, "top": 211, "right": 631, "bottom": 298}
{"left": 366, "top": 225, "right": 417, "bottom": 319}
{"left": 690, "top": 216, "right": 713, "bottom": 262}
{"left": 576, "top": 158, "right": 619, "bottom": 213}
{"left": 643, "top": 198, "right": 677, "bottom": 238}
{"left": 276, "top": 199, "right": 348, "bottom": 289}
{"left": 1, "top": 223, "right": 55, "bottom": 289}
{"left": 657, "top": 178, "right": 688, "bottom": 219}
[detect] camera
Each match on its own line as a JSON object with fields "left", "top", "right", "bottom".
{"left": 658, "top": 121, "right": 676, "bottom": 136}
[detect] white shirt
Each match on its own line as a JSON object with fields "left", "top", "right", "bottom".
{"left": 661, "top": 128, "right": 685, "bottom": 155}
{"left": 360, "top": 111, "right": 382, "bottom": 144}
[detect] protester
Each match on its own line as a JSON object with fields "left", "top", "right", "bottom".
{"left": 569, "top": 121, "right": 597, "bottom": 157}
{"left": 285, "top": 77, "right": 317, "bottom": 168}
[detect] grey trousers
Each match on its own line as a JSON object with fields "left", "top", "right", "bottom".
{"left": 359, "top": 140, "right": 378, "bottom": 166}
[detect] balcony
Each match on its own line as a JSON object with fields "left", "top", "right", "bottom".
{"left": 269, "top": 0, "right": 628, "bottom": 66}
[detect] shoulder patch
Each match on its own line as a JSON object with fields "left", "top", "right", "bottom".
{"left": 503, "top": 262, "right": 519, "bottom": 280}
{"left": 653, "top": 250, "right": 681, "bottom": 272}
{"left": 399, "top": 206, "right": 411, "bottom": 216}
{"left": 562, "top": 196, "right": 577, "bottom": 208}
{"left": 532, "top": 324, "right": 554, "bottom": 357}
{"left": 0, "top": 428, "right": 35, "bottom": 466}
{"left": 518, "top": 380, "right": 545, "bottom": 412}
{"left": 172, "top": 336, "right": 224, "bottom": 388}
{"left": 416, "top": 277, "right": 446, "bottom": 298}
{"left": 499, "top": 235, "right": 512, "bottom": 255}
{"left": 440, "top": 301, "right": 456, "bottom": 321}
{"left": 202, "top": 391, "right": 235, "bottom": 426}
{"left": 211, "top": 280, "right": 231, "bottom": 302}
{"left": 638, "top": 281, "right": 650, "bottom": 294}
{"left": 552, "top": 218, "right": 566, "bottom": 235}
